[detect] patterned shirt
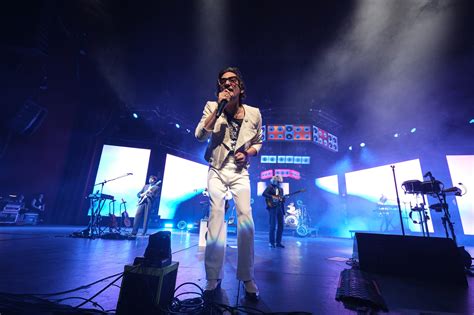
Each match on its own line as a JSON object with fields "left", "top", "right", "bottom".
{"left": 228, "top": 117, "right": 243, "bottom": 154}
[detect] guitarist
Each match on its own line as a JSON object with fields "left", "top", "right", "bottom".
{"left": 263, "top": 176, "right": 285, "bottom": 248}
{"left": 131, "top": 175, "right": 161, "bottom": 236}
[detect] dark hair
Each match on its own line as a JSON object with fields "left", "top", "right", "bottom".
{"left": 216, "top": 66, "right": 246, "bottom": 100}
{"left": 149, "top": 175, "right": 158, "bottom": 181}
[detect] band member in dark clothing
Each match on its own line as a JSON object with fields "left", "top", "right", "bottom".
{"left": 31, "top": 194, "right": 45, "bottom": 212}
{"left": 263, "top": 175, "right": 285, "bottom": 248}
{"left": 132, "top": 175, "right": 161, "bottom": 236}
{"left": 30, "top": 193, "right": 45, "bottom": 222}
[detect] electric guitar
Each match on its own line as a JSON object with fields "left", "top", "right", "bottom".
{"left": 137, "top": 180, "right": 162, "bottom": 205}
{"left": 265, "top": 189, "right": 306, "bottom": 208}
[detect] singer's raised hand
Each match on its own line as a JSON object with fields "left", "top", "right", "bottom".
{"left": 218, "top": 89, "right": 233, "bottom": 104}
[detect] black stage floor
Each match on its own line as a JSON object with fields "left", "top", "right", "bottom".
{"left": 0, "top": 225, "right": 473, "bottom": 314}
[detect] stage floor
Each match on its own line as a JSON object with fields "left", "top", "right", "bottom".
{"left": 0, "top": 225, "right": 472, "bottom": 314}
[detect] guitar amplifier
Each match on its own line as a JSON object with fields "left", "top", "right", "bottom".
{"left": 20, "top": 213, "right": 39, "bottom": 225}
{"left": 0, "top": 204, "right": 21, "bottom": 223}
{"left": 116, "top": 262, "right": 179, "bottom": 315}
{"left": 0, "top": 212, "right": 19, "bottom": 224}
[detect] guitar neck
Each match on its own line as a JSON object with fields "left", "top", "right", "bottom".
{"left": 285, "top": 189, "right": 304, "bottom": 197}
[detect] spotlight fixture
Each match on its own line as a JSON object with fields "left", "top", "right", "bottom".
{"left": 410, "top": 128, "right": 417, "bottom": 133}
{"left": 164, "top": 223, "right": 173, "bottom": 228}
{"left": 175, "top": 123, "right": 180, "bottom": 128}
{"left": 348, "top": 146, "right": 353, "bottom": 151}
{"left": 186, "top": 223, "right": 194, "bottom": 229}
{"left": 469, "top": 118, "right": 474, "bottom": 124}
{"left": 132, "top": 113, "right": 138, "bottom": 119}
{"left": 394, "top": 133, "right": 399, "bottom": 138}
{"left": 360, "top": 142, "right": 366, "bottom": 148}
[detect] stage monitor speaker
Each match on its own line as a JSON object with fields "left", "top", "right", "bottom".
{"left": 144, "top": 231, "right": 171, "bottom": 267}
{"left": 354, "top": 233, "right": 467, "bottom": 287}
{"left": 116, "top": 262, "right": 178, "bottom": 315}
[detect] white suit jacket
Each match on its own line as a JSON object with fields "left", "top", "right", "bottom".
{"left": 195, "top": 101, "right": 263, "bottom": 169}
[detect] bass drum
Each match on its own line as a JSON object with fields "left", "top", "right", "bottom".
{"left": 286, "top": 203, "right": 297, "bottom": 215}
{"left": 296, "top": 225, "right": 309, "bottom": 237}
{"left": 284, "top": 214, "right": 299, "bottom": 227}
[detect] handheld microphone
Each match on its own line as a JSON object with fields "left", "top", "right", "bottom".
{"left": 216, "top": 99, "right": 228, "bottom": 118}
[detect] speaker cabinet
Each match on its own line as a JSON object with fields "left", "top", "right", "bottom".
{"left": 116, "top": 262, "right": 179, "bottom": 315}
{"left": 354, "top": 233, "right": 467, "bottom": 287}
{"left": 145, "top": 231, "right": 171, "bottom": 265}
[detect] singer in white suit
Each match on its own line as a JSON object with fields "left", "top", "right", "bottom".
{"left": 195, "top": 67, "right": 263, "bottom": 300}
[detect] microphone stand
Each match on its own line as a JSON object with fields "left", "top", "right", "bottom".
{"left": 94, "top": 173, "right": 133, "bottom": 189}
{"left": 391, "top": 165, "right": 406, "bottom": 236}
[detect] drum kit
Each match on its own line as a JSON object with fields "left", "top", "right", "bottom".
{"left": 401, "top": 173, "right": 471, "bottom": 269}
{"left": 401, "top": 172, "right": 465, "bottom": 244}
{"left": 284, "top": 202, "right": 299, "bottom": 226}
{"left": 284, "top": 200, "right": 311, "bottom": 237}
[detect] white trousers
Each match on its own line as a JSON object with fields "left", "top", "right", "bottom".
{"left": 205, "top": 157, "right": 255, "bottom": 281}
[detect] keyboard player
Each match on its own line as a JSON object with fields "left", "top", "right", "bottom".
{"left": 375, "top": 194, "right": 397, "bottom": 232}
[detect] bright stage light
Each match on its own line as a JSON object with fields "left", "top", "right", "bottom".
{"left": 394, "top": 133, "right": 399, "bottom": 138}
{"left": 175, "top": 123, "right": 180, "bottom": 128}
{"left": 469, "top": 118, "right": 474, "bottom": 124}
{"left": 159, "top": 154, "right": 208, "bottom": 220}
{"left": 187, "top": 224, "right": 194, "bottom": 229}
{"left": 92, "top": 145, "right": 151, "bottom": 217}
{"left": 446, "top": 155, "right": 474, "bottom": 235}
{"left": 360, "top": 142, "right": 366, "bottom": 148}
{"left": 345, "top": 159, "right": 434, "bottom": 235}
{"left": 164, "top": 223, "right": 174, "bottom": 228}
{"left": 349, "top": 146, "right": 353, "bottom": 151}
{"left": 132, "top": 113, "right": 138, "bottom": 119}
{"left": 410, "top": 128, "right": 417, "bottom": 133}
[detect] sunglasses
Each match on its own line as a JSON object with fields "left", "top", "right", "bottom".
{"left": 218, "top": 76, "right": 240, "bottom": 86}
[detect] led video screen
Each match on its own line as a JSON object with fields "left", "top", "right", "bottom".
{"left": 315, "top": 175, "right": 339, "bottom": 194}
{"left": 345, "top": 159, "right": 434, "bottom": 234}
{"left": 446, "top": 155, "right": 474, "bottom": 235}
{"left": 92, "top": 145, "right": 151, "bottom": 217}
{"left": 158, "top": 154, "right": 208, "bottom": 220}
